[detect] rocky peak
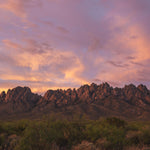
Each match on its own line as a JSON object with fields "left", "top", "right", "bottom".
{"left": 66, "top": 88, "right": 72, "bottom": 95}
{"left": 0, "top": 91, "right": 6, "bottom": 101}
{"left": 123, "top": 84, "right": 137, "bottom": 99}
{"left": 5, "top": 86, "right": 32, "bottom": 102}
{"left": 89, "top": 83, "right": 97, "bottom": 92}
{"left": 0, "top": 86, "right": 41, "bottom": 113}
{"left": 98, "top": 82, "right": 112, "bottom": 91}
{"left": 77, "top": 84, "right": 90, "bottom": 98}
{"left": 4, "top": 86, "right": 41, "bottom": 106}
{"left": 78, "top": 84, "right": 89, "bottom": 91}
{"left": 43, "top": 90, "right": 54, "bottom": 101}
{"left": 124, "top": 84, "right": 136, "bottom": 91}
{"left": 0, "top": 83, "right": 150, "bottom": 119}
{"left": 137, "top": 84, "right": 149, "bottom": 93}
{"left": 97, "top": 82, "right": 112, "bottom": 97}
{"left": 112, "top": 87, "right": 122, "bottom": 96}
{"left": 100, "top": 82, "right": 110, "bottom": 88}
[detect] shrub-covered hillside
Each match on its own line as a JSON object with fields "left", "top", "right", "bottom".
{"left": 0, "top": 117, "right": 150, "bottom": 150}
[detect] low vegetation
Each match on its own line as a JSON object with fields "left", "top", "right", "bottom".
{"left": 0, "top": 116, "right": 150, "bottom": 150}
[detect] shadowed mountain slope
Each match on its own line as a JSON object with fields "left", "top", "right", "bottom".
{"left": 0, "top": 86, "right": 41, "bottom": 114}
{"left": 1, "top": 83, "right": 150, "bottom": 120}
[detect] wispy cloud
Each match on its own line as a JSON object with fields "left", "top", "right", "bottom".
{"left": 0, "top": 0, "right": 42, "bottom": 18}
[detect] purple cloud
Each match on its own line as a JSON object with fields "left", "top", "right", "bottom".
{"left": 0, "top": 0, "right": 150, "bottom": 93}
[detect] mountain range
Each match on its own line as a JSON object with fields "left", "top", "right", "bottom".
{"left": 1, "top": 83, "right": 150, "bottom": 120}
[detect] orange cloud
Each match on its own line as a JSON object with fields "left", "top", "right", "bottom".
{"left": 93, "top": 14, "right": 150, "bottom": 85}
{"left": 0, "top": 0, "right": 42, "bottom": 18}
{"left": 127, "top": 26, "right": 150, "bottom": 62}
{"left": 2, "top": 39, "right": 87, "bottom": 85}
{"left": 63, "top": 58, "right": 88, "bottom": 85}
{"left": 0, "top": 0, "right": 27, "bottom": 18}
{"left": 3, "top": 39, "right": 21, "bottom": 49}
{"left": 16, "top": 49, "right": 86, "bottom": 84}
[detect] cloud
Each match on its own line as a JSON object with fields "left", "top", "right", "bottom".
{"left": 0, "top": 79, "right": 80, "bottom": 94}
{"left": 56, "top": 26, "right": 69, "bottom": 34}
{"left": 23, "top": 39, "right": 52, "bottom": 54}
{"left": 42, "top": 21, "right": 54, "bottom": 27}
{"left": 0, "top": 52, "right": 16, "bottom": 65}
{"left": 88, "top": 38, "right": 101, "bottom": 51}
{"left": 107, "top": 61, "right": 129, "bottom": 68}
{"left": 3, "top": 39, "right": 22, "bottom": 49}
{"left": 0, "top": 0, "right": 42, "bottom": 18}
{"left": 1, "top": 37, "right": 87, "bottom": 86}
{"left": 1, "top": 0, "right": 150, "bottom": 93}
{"left": 2, "top": 39, "right": 52, "bottom": 54}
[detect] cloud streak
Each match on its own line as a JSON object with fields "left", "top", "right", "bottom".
{"left": 0, "top": 0, "right": 42, "bottom": 18}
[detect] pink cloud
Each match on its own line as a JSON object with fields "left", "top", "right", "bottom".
{"left": 0, "top": 0, "right": 42, "bottom": 18}
{"left": 56, "top": 26, "right": 69, "bottom": 34}
{"left": 0, "top": 0, "right": 27, "bottom": 18}
{"left": 3, "top": 39, "right": 22, "bottom": 49}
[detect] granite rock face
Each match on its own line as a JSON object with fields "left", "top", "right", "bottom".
{"left": 0, "top": 86, "right": 41, "bottom": 113}
{"left": 1, "top": 83, "right": 150, "bottom": 120}
{"left": 0, "top": 91, "right": 6, "bottom": 102}
{"left": 40, "top": 83, "right": 150, "bottom": 107}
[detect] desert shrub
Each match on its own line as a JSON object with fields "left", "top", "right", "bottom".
{"left": 44, "top": 120, "right": 86, "bottom": 148}
{"left": 0, "top": 117, "right": 149, "bottom": 150}
{"left": 15, "top": 122, "right": 51, "bottom": 150}
{"left": 85, "top": 122, "right": 105, "bottom": 142}
{"left": 105, "top": 117, "right": 127, "bottom": 128}
{"left": 0, "top": 120, "right": 29, "bottom": 136}
{"left": 14, "top": 120, "right": 30, "bottom": 134}
{"left": 128, "top": 134, "right": 142, "bottom": 146}
{"left": 15, "top": 120, "right": 70, "bottom": 150}
{"left": 64, "top": 122, "right": 86, "bottom": 147}
{"left": 141, "top": 129, "right": 150, "bottom": 145}
{"left": 1, "top": 122, "right": 17, "bottom": 135}
{"left": 0, "top": 134, "right": 5, "bottom": 146}
{"left": 125, "top": 122, "right": 150, "bottom": 147}
{"left": 46, "top": 121, "right": 68, "bottom": 147}
{"left": 85, "top": 118, "right": 127, "bottom": 149}
{"left": 126, "top": 121, "right": 143, "bottom": 132}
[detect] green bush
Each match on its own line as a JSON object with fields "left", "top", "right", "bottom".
{"left": 105, "top": 117, "right": 127, "bottom": 128}
{"left": 0, "top": 117, "right": 149, "bottom": 150}
{"left": 105, "top": 127, "right": 126, "bottom": 150}
{"left": 141, "top": 129, "right": 150, "bottom": 145}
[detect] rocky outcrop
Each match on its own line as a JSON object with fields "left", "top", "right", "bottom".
{"left": 38, "top": 88, "right": 78, "bottom": 107}
{"left": 0, "top": 91, "right": 6, "bottom": 102}
{"left": 1, "top": 83, "right": 150, "bottom": 120}
{"left": 6, "top": 86, "right": 40, "bottom": 104}
{"left": 0, "top": 86, "right": 41, "bottom": 113}
{"left": 40, "top": 82, "right": 150, "bottom": 107}
{"left": 34, "top": 83, "right": 150, "bottom": 120}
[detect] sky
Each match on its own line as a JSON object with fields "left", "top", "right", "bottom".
{"left": 0, "top": 0, "right": 150, "bottom": 94}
